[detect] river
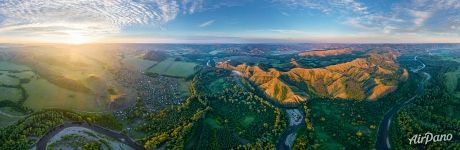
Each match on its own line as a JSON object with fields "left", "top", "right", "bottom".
{"left": 375, "top": 56, "right": 431, "bottom": 150}
{"left": 276, "top": 109, "right": 304, "bottom": 150}
{"left": 35, "top": 122, "right": 145, "bottom": 150}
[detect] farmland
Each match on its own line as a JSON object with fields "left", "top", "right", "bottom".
{"left": 147, "top": 58, "right": 199, "bottom": 78}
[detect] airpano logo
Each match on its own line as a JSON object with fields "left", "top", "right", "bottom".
{"left": 409, "top": 132, "right": 453, "bottom": 145}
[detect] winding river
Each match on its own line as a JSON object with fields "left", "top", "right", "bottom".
{"left": 375, "top": 56, "right": 431, "bottom": 150}
{"left": 276, "top": 109, "right": 304, "bottom": 150}
{"left": 35, "top": 122, "right": 145, "bottom": 150}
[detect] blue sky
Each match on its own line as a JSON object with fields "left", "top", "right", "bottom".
{"left": 0, "top": 0, "right": 459, "bottom": 43}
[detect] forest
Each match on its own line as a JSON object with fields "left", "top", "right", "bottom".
{"left": 390, "top": 56, "right": 460, "bottom": 149}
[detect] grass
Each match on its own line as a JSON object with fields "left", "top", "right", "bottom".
{"left": 178, "top": 80, "right": 191, "bottom": 97}
{"left": 0, "top": 60, "right": 113, "bottom": 112}
{"left": 0, "top": 114, "right": 20, "bottom": 127}
{"left": 0, "top": 73, "right": 20, "bottom": 86}
{"left": 0, "top": 87, "right": 23, "bottom": 102}
{"left": 0, "top": 107, "right": 24, "bottom": 127}
{"left": 147, "top": 58, "right": 199, "bottom": 78}
{"left": 0, "top": 61, "right": 31, "bottom": 71}
{"left": 23, "top": 79, "right": 101, "bottom": 112}
{"left": 13, "top": 71, "right": 36, "bottom": 79}
{"left": 122, "top": 55, "right": 157, "bottom": 72}
{"left": 0, "top": 107, "right": 25, "bottom": 116}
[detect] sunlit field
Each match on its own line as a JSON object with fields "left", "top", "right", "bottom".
{"left": 0, "top": 45, "right": 132, "bottom": 112}
{"left": 147, "top": 58, "right": 199, "bottom": 78}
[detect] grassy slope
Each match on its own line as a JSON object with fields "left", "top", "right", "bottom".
{"left": 23, "top": 79, "right": 99, "bottom": 112}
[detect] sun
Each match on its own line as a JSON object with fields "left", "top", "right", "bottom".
{"left": 68, "top": 33, "right": 92, "bottom": 45}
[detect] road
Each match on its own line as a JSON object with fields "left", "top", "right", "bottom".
{"left": 375, "top": 56, "right": 431, "bottom": 150}
{"left": 35, "top": 122, "right": 145, "bottom": 150}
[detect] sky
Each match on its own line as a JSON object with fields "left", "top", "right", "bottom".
{"left": 0, "top": 0, "right": 459, "bottom": 44}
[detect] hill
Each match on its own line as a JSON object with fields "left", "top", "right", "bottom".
{"left": 218, "top": 49, "right": 407, "bottom": 104}
{"left": 143, "top": 50, "right": 169, "bottom": 62}
{"left": 298, "top": 48, "right": 354, "bottom": 57}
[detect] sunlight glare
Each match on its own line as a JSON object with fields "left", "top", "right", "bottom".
{"left": 68, "top": 33, "right": 91, "bottom": 45}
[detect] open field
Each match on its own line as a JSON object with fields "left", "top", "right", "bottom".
{"left": 0, "top": 72, "right": 20, "bottom": 86}
{"left": 0, "top": 61, "right": 31, "bottom": 71}
{"left": 147, "top": 58, "right": 199, "bottom": 78}
{"left": 0, "top": 113, "right": 21, "bottom": 127}
{"left": 0, "top": 60, "right": 105, "bottom": 112}
{"left": 0, "top": 87, "right": 23, "bottom": 102}
{"left": 0, "top": 107, "right": 25, "bottom": 127}
{"left": 23, "top": 79, "right": 100, "bottom": 112}
{"left": 121, "top": 55, "right": 157, "bottom": 72}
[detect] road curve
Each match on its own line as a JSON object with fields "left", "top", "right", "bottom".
{"left": 375, "top": 56, "right": 431, "bottom": 150}
{"left": 35, "top": 122, "right": 145, "bottom": 150}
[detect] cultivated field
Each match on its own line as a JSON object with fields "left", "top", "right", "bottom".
{"left": 147, "top": 58, "right": 199, "bottom": 78}
{"left": 121, "top": 55, "right": 157, "bottom": 72}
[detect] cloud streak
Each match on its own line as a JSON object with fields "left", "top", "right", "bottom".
{"left": 199, "top": 20, "right": 215, "bottom": 27}
{"left": 274, "top": 0, "right": 368, "bottom": 14}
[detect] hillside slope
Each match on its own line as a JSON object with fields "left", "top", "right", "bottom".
{"left": 218, "top": 50, "right": 407, "bottom": 104}
{"left": 298, "top": 48, "right": 354, "bottom": 57}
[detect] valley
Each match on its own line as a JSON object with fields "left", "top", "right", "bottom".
{"left": 0, "top": 44, "right": 459, "bottom": 150}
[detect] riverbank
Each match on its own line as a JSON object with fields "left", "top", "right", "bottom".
{"left": 375, "top": 56, "right": 431, "bottom": 150}
{"left": 34, "top": 122, "right": 145, "bottom": 150}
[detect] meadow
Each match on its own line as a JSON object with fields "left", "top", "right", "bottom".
{"left": 0, "top": 87, "right": 22, "bottom": 102}
{"left": 121, "top": 55, "right": 157, "bottom": 72}
{"left": 0, "top": 62, "right": 31, "bottom": 71}
{"left": 147, "top": 58, "right": 199, "bottom": 78}
{"left": 0, "top": 60, "right": 104, "bottom": 112}
{"left": 23, "top": 79, "right": 100, "bottom": 112}
{"left": 0, "top": 106, "right": 25, "bottom": 127}
{"left": 0, "top": 73, "right": 20, "bottom": 86}
{"left": 0, "top": 62, "right": 32, "bottom": 104}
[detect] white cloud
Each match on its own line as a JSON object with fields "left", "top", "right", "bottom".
{"left": 281, "top": 12, "right": 290, "bottom": 16}
{"left": 277, "top": 0, "right": 460, "bottom": 35}
{"left": 199, "top": 20, "right": 215, "bottom": 27}
{"left": 0, "top": 0, "right": 212, "bottom": 41}
{"left": 274, "top": 0, "right": 368, "bottom": 14}
{"left": 409, "top": 10, "right": 432, "bottom": 27}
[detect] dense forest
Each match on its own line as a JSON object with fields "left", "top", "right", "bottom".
{"left": 131, "top": 68, "right": 288, "bottom": 149}
{"left": 390, "top": 57, "right": 460, "bottom": 149}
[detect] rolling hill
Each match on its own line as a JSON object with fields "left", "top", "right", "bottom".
{"left": 298, "top": 48, "right": 354, "bottom": 57}
{"left": 218, "top": 49, "right": 408, "bottom": 104}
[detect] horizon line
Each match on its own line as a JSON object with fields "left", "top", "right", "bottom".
{"left": 1, "top": 42, "right": 460, "bottom": 45}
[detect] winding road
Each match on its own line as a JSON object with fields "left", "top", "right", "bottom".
{"left": 375, "top": 56, "right": 431, "bottom": 150}
{"left": 35, "top": 122, "right": 145, "bottom": 150}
